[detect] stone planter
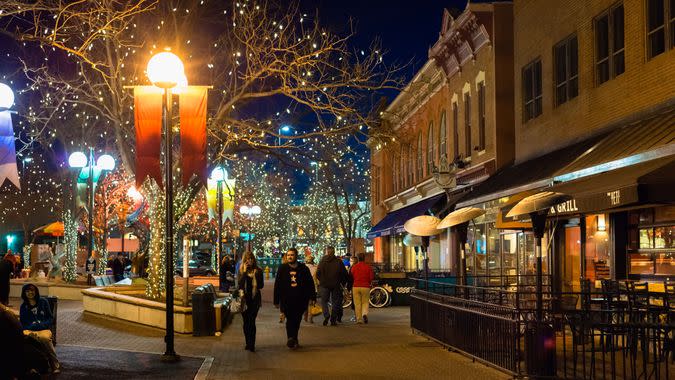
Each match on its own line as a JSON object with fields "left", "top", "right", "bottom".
{"left": 81, "top": 286, "right": 193, "bottom": 333}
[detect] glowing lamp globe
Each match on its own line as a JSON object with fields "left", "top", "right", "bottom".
{"left": 0, "top": 83, "right": 14, "bottom": 109}
{"left": 210, "top": 167, "right": 227, "bottom": 181}
{"left": 68, "top": 152, "right": 88, "bottom": 168}
{"left": 240, "top": 205, "right": 250, "bottom": 215}
{"left": 250, "top": 205, "right": 261, "bottom": 215}
{"left": 127, "top": 186, "right": 143, "bottom": 200}
{"left": 281, "top": 125, "right": 291, "bottom": 133}
{"left": 97, "top": 154, "right": 116, "bottom": 171}
{"left": 147, "top": 52, "right": 185, "bottom": 89}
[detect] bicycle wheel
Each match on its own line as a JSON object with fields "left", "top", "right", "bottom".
{"left": 342, "top": 288, "right": 353, "bottom": 308}
{"left": 369, "top": 286, "right": 389, "bottom": 308}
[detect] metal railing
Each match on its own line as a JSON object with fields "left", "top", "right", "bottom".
{"left": 410, "top": 278, "right": 675, "bottom": 379}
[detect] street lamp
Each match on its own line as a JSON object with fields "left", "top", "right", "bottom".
{"left": 278, "top": 125, "right": 292, "bottom": 145}
{"left": 239, "top": 205, "right": 261, "bottom": 252}
{"left": 0, "top": 83, "right": 15, "bottom": 110}
{"left": 68, "top": 148, "right": 116, "bottom": 273}
{"left": 147, "top": 50, "right": 184, "bottom": 362}
{"left": 310, "top": 161, "right": 318, "bottom": 182}
{"left": 210, "top": 167, "right": 231, "bottom": 266}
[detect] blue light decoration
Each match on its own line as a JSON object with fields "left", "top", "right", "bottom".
{"left": 240, "top": 232, "right": 256, "bottom": 241}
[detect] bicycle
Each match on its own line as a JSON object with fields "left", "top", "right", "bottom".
{"left": 340, "top": 282, "right": 392, "bottom": 309}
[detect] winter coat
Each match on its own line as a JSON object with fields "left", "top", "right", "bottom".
{"left": 316, "top": 254, "right": 348, "bottom": 289}
{"left": 350, "top": 262, "right": 375, "bottom": 288}
{"left": 274, "top": 263, "right": 316, "bottom": 313}
{"left": 19, "top": 284, "right": 53, "bottom": 331}
{"left": 238, "top": 268, "right": 264, "bottom": 308}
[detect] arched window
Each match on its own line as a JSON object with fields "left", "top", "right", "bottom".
{"left": 427, "top": 122, "right": 435, "bottom": 175}
{"left": 439, "top": 111, "right": 447, "bottom": 162}
{"left": 417, "top": 133, "right": 423, "bottom": 180}
{"left": 399, "top": 148, "right": 405, "bottom": 190}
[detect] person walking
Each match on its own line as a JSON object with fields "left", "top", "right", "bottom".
{"left": 350, "top": 253, "right": 375, "bottom": 324}
{"left": 304, "top": 256, "right": 318, "bottom": 323}
{"left": 316, "top": 246, "right": 348, "bottom": 326}
{"left": 19, "top": 284, "right": 60, "bottom": 373}
{"left": 274, "top": 248, "right": 316, "bottom": 349}
{"left": 0, "top": 253, "right": 15, "bottom": 306}
{"left": 238, "top": 251, "right": 264, "bottom": 352}
{"left": 220, "top": 255, "right": 235, "bottom": 292}
{"left": 111, "top": 253, "right": 126, "bottom": 282}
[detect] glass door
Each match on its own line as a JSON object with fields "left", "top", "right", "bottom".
{"left": 563, "top": 226, "right": 581, "bottom": 292}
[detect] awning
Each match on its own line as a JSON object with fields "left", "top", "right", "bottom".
{"left": 367, "top": 194, "right": 445, "bottom": 239}
{"left": 546, "top": 156, "right": 675, "bottom": 215}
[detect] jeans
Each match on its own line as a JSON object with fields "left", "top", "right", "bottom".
{"left": 284, "top": 306, "right": 305, "bottom": 340}
{"left": 241, "top": 305, "right": 260, "bottom": 349}
{"left": 319, "top": 286, "right": 342, "bottom": 321}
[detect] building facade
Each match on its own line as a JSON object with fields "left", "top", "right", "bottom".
{"left": 369, "top": 2, "right": 515, "bottom": 274}
{"left": 455, "top": 0, "right": 675, "bottom": 291}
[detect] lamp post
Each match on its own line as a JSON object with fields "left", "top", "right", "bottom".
{"left": 239, "top": 205, "right": 261, "bottom": 252}
{"left": 310, "top": 161, "right": 318, "bottom": 182}
{"left": 210, "top": 167, "right": 231, "bottom": 270}
{"left": 147, "top": 51, "right": 185, "bottom": 362}
{"left": 68, "top": 148, "right": 116, "bottom": 268}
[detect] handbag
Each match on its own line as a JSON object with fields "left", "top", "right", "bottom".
{"left": 230, "top": 290, "right": 247, "bottom": 314}
{"left": 309, "top": 303, "right": 322, "bottom": 316}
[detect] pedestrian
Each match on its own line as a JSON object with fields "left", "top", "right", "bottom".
{"left": 220, "top": 255, "right": 235, "bottom": 292}
{"left": 350, "top": 253, "right": 375, "bottom": 324}
{"left": 0, "top": 253, "right": 14, "bottom": 306}
{"left": 238, "top": 251, "right": 263, "bottom": 352}
{"left": 274, "top": 248, "right": 316, "bottom": 350}
{"left": 111, "top": 252, "right": 125, "bottom": 282}
{"left": 316, "top": 246, "right": 348, "bottom": 326}
{"left": 303, "top": 256, "right": 318, "bottom": 323}
{"left": 19, "top": 284, "right": 60, "bottom": 373}
{"left": 278, "top": 251, "right": 288, "bottom": 324}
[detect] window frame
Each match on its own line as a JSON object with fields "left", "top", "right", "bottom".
{"left": 427, "top": 122, "right": 435, "bottom": 175}
{"left": 554, "top": 34, "right": 579, "bottom": 106}
{"left": 477, "top": 82, "right": 486, "bottom": 151}
{"left": 595, "top": 3, "right": 625, "bottom": 84}
{"left": 452, "top": 102, "right": 459, "bottom": 161}
{"left": 439, "top": 110, "right": 447, "bottom": 161}
{"left": 464, "top": 92, "right": 472, "bottom": 157}
{"left": 522, "top": 59, "right": 543, "bottom": 122}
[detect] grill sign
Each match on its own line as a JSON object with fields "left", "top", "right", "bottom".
{"left": 549, "top": 199, "right": 579, "bottom": 214}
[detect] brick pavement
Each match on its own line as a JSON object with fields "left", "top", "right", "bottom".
{"left": 11, "top": 296, "right": 508, "bottom": 380}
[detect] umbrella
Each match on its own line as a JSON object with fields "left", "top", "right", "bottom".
{"left": 437, "top": 207, "right": 485, "bottom": 229}
{"left": 403, "top": 215, "right": 441, "bottom": 237}
{"left": 33, "top": 221, "right": 65, "bottom": 237}
{"left": 506, "top": 191, "right": 572, "bottom": 218}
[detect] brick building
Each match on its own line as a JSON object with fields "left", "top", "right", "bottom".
{"left": 455, "top": 0, "right": 675, "bottom": 290}
{"left": 368, "top": 2, "right": 515, "bottom": 273}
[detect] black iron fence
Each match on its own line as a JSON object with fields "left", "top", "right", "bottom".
{"left": 411, "top": 278, "right": 675, "bottom": 379}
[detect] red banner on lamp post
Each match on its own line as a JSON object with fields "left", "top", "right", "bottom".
{"left": 133, "top": 86, "right": 164, "bottom": 188}
{"left": 179, "top": 86, "right": 208, "bottom": 187}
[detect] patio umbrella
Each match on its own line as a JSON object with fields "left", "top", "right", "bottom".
{"left": 403, "top": 215, "right": 441, "bottom": 237}
{"left": 33, "top": 221, "right": 65, "bottom": 237}
{"left": 506, "top": 191, "right": 571, "bottom": 218}
{"left": 437, "top": 207, "right": 485, "bottom": 229}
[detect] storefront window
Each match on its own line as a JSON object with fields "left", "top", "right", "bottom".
{"left": 487, "top": 223, "right": 501, "bottom": 285}
{"left": 627, "top": 206, "right": 675, "bottom": 278}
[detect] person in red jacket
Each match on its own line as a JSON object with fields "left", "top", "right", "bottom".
{"left": 350, "top": 252, "right": 375, "bottom": 324}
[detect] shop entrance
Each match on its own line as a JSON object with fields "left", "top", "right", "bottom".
{"left": 563, "top": 226, "right": 581, "bottom": 292}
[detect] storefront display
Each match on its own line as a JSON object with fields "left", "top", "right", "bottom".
{"left": 627, "top": 206, "right": 675, "bottom": 278}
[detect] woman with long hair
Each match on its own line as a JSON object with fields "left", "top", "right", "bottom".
{"left": 238, "top": 251, "right": 264, "bottom": 352}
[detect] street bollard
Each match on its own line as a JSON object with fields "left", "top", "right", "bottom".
{"left": 265, "top": 266, "right": 270, "bottom": 279}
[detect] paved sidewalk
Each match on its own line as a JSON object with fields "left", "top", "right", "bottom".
{"left": 15, "top": 296, "right": 508, "bottom": 379}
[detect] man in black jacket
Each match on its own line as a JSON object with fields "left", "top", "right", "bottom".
{"left": 274, "top": 248, "right": 316, "bottom": 349}
{"left": 316, "top": 246, "right": 348, "bottom": 326}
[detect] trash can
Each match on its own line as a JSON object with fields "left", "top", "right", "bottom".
{"left": 525, "top": 321, "right": 556, "bottom": 377}
{"left": 192, "top": 286, "right": 216, "bottom": 336}
{"left": 46, "top": 296, "right": 58, "bottom": 345}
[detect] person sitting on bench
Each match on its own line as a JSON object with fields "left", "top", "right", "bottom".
{"left": 19, "top": 284, "right": 60, "bottom": 374}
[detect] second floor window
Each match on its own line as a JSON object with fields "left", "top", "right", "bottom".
{"left": 452, "top": 103, "right": 459, "bottom": 160}
{"left": 554, "top": 35, "right": 579, "bottom": 105}
{"left": 464, "top": 93, "right": 472, "bottom": 157}
{"left": 427, "top": 122, "right": 435, "bottom": 175}
{"left": 596, "top": 4, "right": 624, "bottom": 84}
{"left": 439, "top": 111, "right": 447, "bottom": 161}
{"left": 477, "top": 82, "right": 486, "bottom": 151}
{"left": 409, "top": 146, "right": 413, "bottom": 185}
{"left": 522, "top": 59, "right": 542, "bottom": 122}
{"left": 417, "top": 133, "right": 423, "bottom": 180}
{"left": 647, "top": 0, "right": 674, "bottom": 58}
